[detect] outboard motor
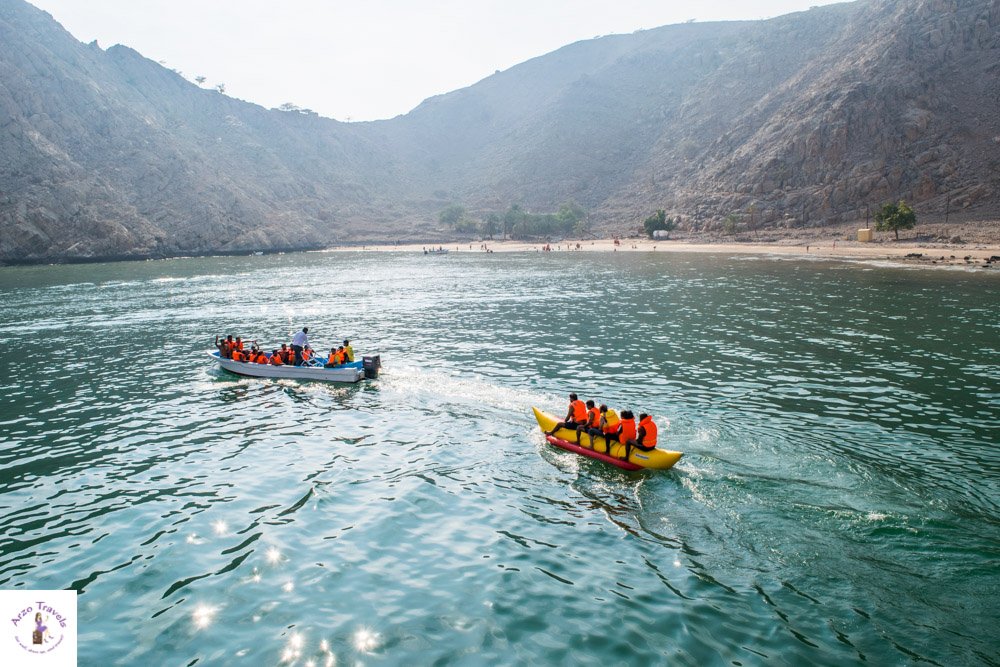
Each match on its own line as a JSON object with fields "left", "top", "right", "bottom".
{"left": 362, "top": 355, "right": 381, "bottom": 379}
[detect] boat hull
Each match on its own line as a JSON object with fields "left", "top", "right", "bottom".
{"left": 532, "top": 407, "right": 682, "bottom": 471}
{"left": 207, "top": 351, "right": 365, "bottom": 383}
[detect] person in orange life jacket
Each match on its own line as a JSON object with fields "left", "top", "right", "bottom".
{"left": 231, "top": 348, "right": 246, "bottom": 362}
{"left": 587, "top": 404, "right": 621, "bottom": 454}
{"left": 253, "top": 350, "right": 269, "bottom": 364}
{"left": 280, "top": 344, "right": 293, "bottom": 364}
{"left": 546, "top": 393, "right": 589, "bottom": 436}
{"left": 622, "top": 412, "right": 658, "bottom": 461}
{"left": 616, "top": 410, "right": 637, "bottom": 456}
{"left": 269, "top": 349, "right": 283, "bottom": 365}
{"left": 301, "top": 345, "right": 314, "bottom": 364}
{"left": 234, "top": 336, "right": 245, "bottom": 352}
{"left": 325, "top": 346, "right": 346, "bottom": 367}
{"left": 576, "top": 400, "right": 601, "bottom": 445}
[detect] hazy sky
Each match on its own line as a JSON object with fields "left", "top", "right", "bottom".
{"left": 29, "top": 0, "right": 846, "bottom": 121}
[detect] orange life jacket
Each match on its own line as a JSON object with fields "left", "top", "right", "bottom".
{"left": 327, "top": 353, "right": 338, "bottom": 365}
{"left": 302, "top": 349, "right": 313, "bottom": 362}
{"left": 587, "top": 407, "right": 601, "bottom": 428}
{"left": 639, "top": 416, "right": 658, "bottom": 447}
{"left": 571, "top": 400, "right": 587, "bottom": 422}
{"left": 235, "top": 339, "right": 244, "bottom": 351}
{"left": 231, "top": 349, "right": 244, "bottom": 362}
{"left": 619, "top": 417, "right": 637, "bottom": 443}
{"left": 270, "top": 354, "right": 283, "bottom": 365}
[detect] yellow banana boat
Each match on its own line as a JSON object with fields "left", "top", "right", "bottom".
{"left": 532, "top": 407, "right": 682, "bottom": 471}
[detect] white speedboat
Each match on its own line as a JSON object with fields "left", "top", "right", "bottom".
{"left": 206, "top": 351, "right": 380, "bottom": 383}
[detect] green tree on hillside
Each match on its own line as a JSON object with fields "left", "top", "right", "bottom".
{"left": 439, "top": 204, "right": 466, "bottom": 227}
{"left": 643, "top": 209, "right": 676, "bottom": 238}
{"left": 723, "top": 213, "right": 739, "bottom": 236}
{"left": 874, "top": 200, "right": 916, "bottom": 240}
{"left": 557, "top": 201, "right": 585, "bottom": 227}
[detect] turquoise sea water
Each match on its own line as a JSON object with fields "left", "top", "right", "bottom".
{"left": 0, "top": 250, "right": 998, "bottom": 665}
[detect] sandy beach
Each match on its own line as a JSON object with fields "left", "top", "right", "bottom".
{"left": 326, "top": 234, "right": 1000, "bottom": 270}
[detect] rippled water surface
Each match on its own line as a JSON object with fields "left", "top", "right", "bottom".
{"left": 1, "top": 250, "right": 998, "bottom": 665}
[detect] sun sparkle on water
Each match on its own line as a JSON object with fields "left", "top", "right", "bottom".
{"left": 353, "top": 627, "right": 380, "bottom": 653}
{"left": 192, "top": 604, "right": 217, "bottom": 630}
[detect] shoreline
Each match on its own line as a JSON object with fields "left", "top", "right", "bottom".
{"left": 323, "top": 238, "right": 1000, "bottom": 270}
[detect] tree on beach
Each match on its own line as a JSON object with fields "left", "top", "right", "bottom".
{"left": 483, "top": 212, "right": 500, "bottom": 240}
{"left": 874, "top": 200, "right": 917, "bottom": 240}
{"left": 643, "top": 209, "right": 676, "bottom": 238}
{"left": 503, "top": 205, "right": 524, "bottom": 240}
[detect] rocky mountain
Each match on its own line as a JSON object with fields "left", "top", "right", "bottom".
{"left": 1, "top": 0, "right": 998, "bottom": 263}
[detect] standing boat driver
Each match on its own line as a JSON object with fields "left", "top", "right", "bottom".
{"left": 576, "top": 400, "right": 601, "bottom": 445}
{"left": 291, "top": 327, "right": 309, "bottom": 366}
{"left": 622, "top": 412, "right": 658, "bottom": 461}
{"left": 546, "top": 393, "right": 589, "bottom": 437}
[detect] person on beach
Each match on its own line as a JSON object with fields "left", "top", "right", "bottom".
{"left": 587, "top": 404, "right": 621, "bottom": 454}
{"left": 576, "top": 400, "right": 601, "bottom": 445}
{"left": 546, "top": 393, "right": 589, "bottom": 436}
{"left": 622, "top": 412, "right": 658, "bottom": 461}
{"left": 291, "top": 327, "right": 309, "bottom": 365}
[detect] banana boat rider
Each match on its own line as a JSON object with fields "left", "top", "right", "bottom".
{"left": 545, "top": 393, "right": 588, "bottom": 437}
{"left": 621, "top": 412, "right": 658, "bottom": 461}
{"left": 586, "top": 404, "right": 621, "bottom": 454}
{"left": 575, "top": 400, "right": 601, "bottom": 446}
